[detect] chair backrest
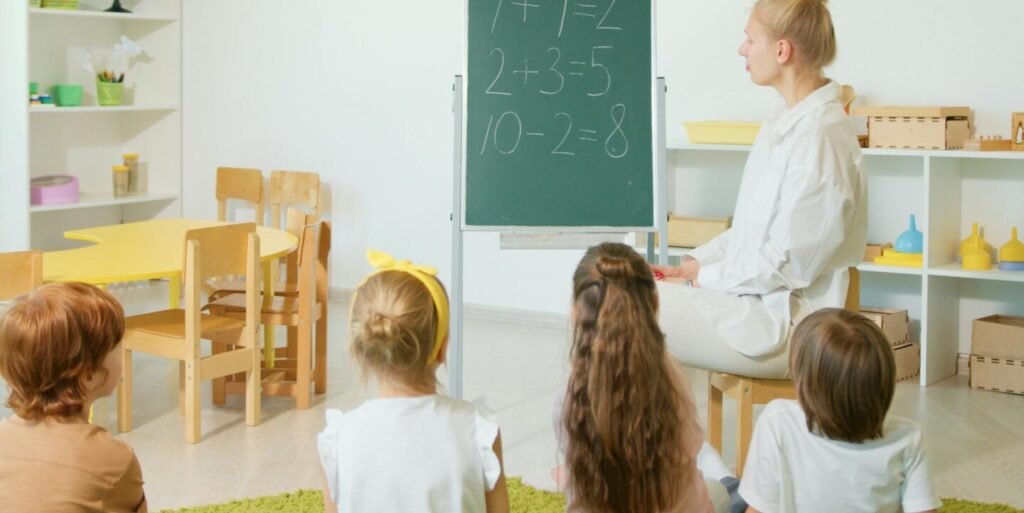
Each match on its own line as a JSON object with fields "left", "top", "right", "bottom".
{"left": 844, "top": 267, "right": 860, "bottom": 311}
{"left": 0, "top": 251, "right": 43, "bottom": 301}
{"left": 216, "top": 167, "right": 265, "bottom": 225}
{"left": 315, "top": 221, "right": 332, "bottom": 305}
{"left": 269, "top": 170, "right": 320, "bottom": 229}
{"left": 183, "top": 224, "right": 260, "bottom": 342}
{"left": 184, "top": 224, "right": 258, "bottom": 284}
{"left": 294, "top": 217, "right": 331, "bottom": 304}
{"left": 284, "top": 207, "right": 310, "bottom": 283}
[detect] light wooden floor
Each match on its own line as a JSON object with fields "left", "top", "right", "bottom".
{"left": 2, "top": 284, "right": 1023, "bottom": 510}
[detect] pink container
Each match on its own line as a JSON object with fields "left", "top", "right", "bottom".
{"left": 30, "top": 175, "right": 79, "bottom": 205}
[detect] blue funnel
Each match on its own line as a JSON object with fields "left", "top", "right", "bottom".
{"left": 894, "top": 214, "right": 923, "bottom": 254}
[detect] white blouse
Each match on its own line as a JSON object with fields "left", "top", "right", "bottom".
{"left": 689, "top": 80, "right": 867, "bottom": 356}
{"left": 317, "top": 394, "right": 502, "bottom": 513}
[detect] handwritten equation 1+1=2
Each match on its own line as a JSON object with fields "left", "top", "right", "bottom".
{"left": 480, "top": 0, "right": 630, "bottom": 160}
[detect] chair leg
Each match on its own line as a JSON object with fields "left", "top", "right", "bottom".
{"left": 736, "top": 381, "right": 754, "bottom": 477}
{"left": 287, "top": 326, "right": 298, "bottom": 359}
{"left": 245, "top": 348, "right": 261, "bottom": 426}
{"left": 184, "top": 358, "right": 201, "bottom": 444}
{"left": 212, "top": 342, "right": 226, "bottom": 406}
{"left": 707, "top": 373, "right": 723, "bottom": 454}
{"left": 296, "top": 320, "right": 313, "bottom": 409}
{"left": 117, "top": 348, "right": 133, "bottom": 432}
{"left": 178, "top": 361, "right": 186, "bottom": 416}
{"left": 314, "top": 313, "right": 327, "bottom": 394}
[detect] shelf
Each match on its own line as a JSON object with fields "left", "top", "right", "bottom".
{"left": 29, "top": 192, "right": 178, "bottom": 213}
{"left": 29, "top": 105, "right": 178, "bottom": 114}
{"left": 857, "top": 263, "right": 924, "bottom": 276}
{"left": 29, "top": 7, "right": 178, "bottom": 22}
{"left": 928, "top": 263, "right": 1024, "bottom": 283}
{"left": 670, "top": 143, "right": 1024, "bottom": 160}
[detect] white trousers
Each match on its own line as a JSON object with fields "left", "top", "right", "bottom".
{"left": 657, "top": 282, "right": 790, "bottom": 379}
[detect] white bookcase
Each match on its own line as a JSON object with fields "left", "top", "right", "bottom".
{"left": 670, "top": 143, "right": 1024, "bottom": 386}
{"left": 1, "top": 0, "right": 181, "bottom": 251}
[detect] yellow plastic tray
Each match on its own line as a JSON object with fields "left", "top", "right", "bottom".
{"left": 874, "top": 249, "right": 923, "bottom": 268}
{"left": 683, "top": 121, "right": 761, "bottom": 145}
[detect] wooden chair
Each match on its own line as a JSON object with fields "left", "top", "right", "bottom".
{"left": 216, "top": 167, "right": 265, "bottom": 224}
{"left": 117, "top": 223, "right": 262, "bottom": 444}
{"left": 207, "top": 217, "right": 330, "bottom": 409}
{"left": 708, "top": 267, "right": 860, "bottom": 476}
{"left": 0, "top": 251, "right": 43, "bottom": 300}
{"left": 268, "top": 170, "right": 320, "bottom": 230}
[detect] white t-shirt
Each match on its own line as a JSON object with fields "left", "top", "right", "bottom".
{"left": 317, "top": 394, "right": 502, "bottom": 513}
{"left": 739, "top": 400, "right": 941, "bottom": 513}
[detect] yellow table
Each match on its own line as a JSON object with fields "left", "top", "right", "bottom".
{"left": 43, "top": 219, "right": 298, "bottom": 366}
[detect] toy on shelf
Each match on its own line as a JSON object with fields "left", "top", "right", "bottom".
{"left": 960, "top": 223, "right": 983, "bottom": 262}
{"left": 962, "top": 236, "right": 993, "bottom": 271}
{"left": 999, "top": 227, "right": 1024, "bottom": 271}
{"left": 895, "top": 214, "right": 923, "bottom": 253}
{"left": 1012, "top": 112, "right": 1024, "bottom": 152}
{"left": 964, "top": 135, "right": 1012, "bottom": 152}
{"left": 875, "top": 215, "right": 923, "bottom": 268}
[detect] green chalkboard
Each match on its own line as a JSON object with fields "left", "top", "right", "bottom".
{"left": 466, "top": 0, "right": 654, "bottom": 229}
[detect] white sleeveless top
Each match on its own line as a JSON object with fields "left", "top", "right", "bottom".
{"left": 317, "top": 394, "right": 502, "bottom": 513}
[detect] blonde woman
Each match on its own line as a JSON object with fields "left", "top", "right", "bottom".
{"left": 653, "top": 0, "right": 867, "bottom": 379}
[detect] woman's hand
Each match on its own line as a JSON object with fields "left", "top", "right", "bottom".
{"left": 650, "top": 256, "right": 700, "bottom": 284}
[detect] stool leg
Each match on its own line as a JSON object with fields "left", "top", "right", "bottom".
{"left": 736, "top": 382, "right": 754, "bottom": 477}
{"left": 708, "top": 374, "right": 723, "bottom": 454}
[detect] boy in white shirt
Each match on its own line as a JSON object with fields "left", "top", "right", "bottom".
{"left": 739, "top": 308, "right": 941, "bottom": 513}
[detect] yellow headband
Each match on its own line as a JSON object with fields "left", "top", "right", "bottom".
{"left": 350, "top": 249, "right": 449, "bottom": 364}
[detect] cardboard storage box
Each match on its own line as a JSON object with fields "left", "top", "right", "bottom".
{"left": 970, "top": 355, "right": 1024, "bottom": 395}
{"left": 861, "top": 307, "right": 910, "bottom": 346}
{"left": 971, "top": 315, "right": 1024, "bottom": 360}
{"left": 863, "top": 242, "right": 892, "bottom": 262}
{"left": 893, "top": 343, "right": 920, "bottom": 382}
{"left": 854, "top": 106, "right": 970, "bottom": 150}
{"left": 637, "top": 215, "right": 731, "bottom": 248}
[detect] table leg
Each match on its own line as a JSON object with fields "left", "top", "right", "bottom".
{"left": 263, "top": 261, "right": 275, "bottom": 368}
{"left": 169, "top": 276, "right": 181, "bottom": 309}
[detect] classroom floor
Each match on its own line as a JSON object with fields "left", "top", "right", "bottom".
{"left": 2, "top": 283, "right": 1023, "bottom": 510}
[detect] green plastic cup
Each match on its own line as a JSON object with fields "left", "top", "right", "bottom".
{"left": 53, "top": 84, "right": 83, "bottom": 107}
{"left": 96, "top": 80, "right": 123, "bottom": 106}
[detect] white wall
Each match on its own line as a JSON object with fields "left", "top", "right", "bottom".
{"left": 0, "top": 3, "right": 29, "bottom": 251}
{"left": 182, "top": 1, "right": 1024, "bottom": 316}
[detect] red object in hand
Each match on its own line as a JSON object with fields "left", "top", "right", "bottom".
{"left": 653, "top": 270, "right": 665, "bottom": 280}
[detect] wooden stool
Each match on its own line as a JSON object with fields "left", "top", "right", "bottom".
{"left": 707, "top": 268, "right": 860, "bottom": 476}
{"left": 707, "top": 373, "right": 795, "bottom": 476}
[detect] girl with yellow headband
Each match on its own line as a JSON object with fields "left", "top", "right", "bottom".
{"left": 317, "top": 250, "right": 509, "bottom": 513}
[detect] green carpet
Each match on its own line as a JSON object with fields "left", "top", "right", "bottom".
{"left": 155, "top": 479, "right": 1021, "bottom": 513}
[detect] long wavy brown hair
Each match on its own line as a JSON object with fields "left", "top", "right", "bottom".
{"left": 563, "top": 243, "right": 698, "bottom": 513}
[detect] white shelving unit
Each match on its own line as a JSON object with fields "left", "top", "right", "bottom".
{"left": 670, "top": 143, "right": 1024, "bottom": 386}
{"left": 1, "top": 1, "right": 182, "bottom": 252}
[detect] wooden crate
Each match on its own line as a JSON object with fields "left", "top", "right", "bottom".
{"left": 853, "top": 106, "right": 970, "bottom": 150}
{"left": 637, "top": 215, "right": 731, "bottom": 248}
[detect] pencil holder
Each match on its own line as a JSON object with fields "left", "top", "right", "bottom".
{"left": 96, "top": 80, "right": 123, "bottom": 106}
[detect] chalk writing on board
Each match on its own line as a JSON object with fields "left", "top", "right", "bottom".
{"left": 466, "top": 0, "right": 652, "bottom": 227}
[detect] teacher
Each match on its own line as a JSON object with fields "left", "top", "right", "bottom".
{"left": 653, "top": 0, "right": 867, "bottom": 378}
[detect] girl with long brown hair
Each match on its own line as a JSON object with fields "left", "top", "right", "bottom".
{"left": 560, "top": 242, "right": 728, "bottom": 513}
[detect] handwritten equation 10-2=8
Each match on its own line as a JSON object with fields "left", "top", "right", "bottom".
{"left": 481, "top": 0, "right": 630, "bottom": 160}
